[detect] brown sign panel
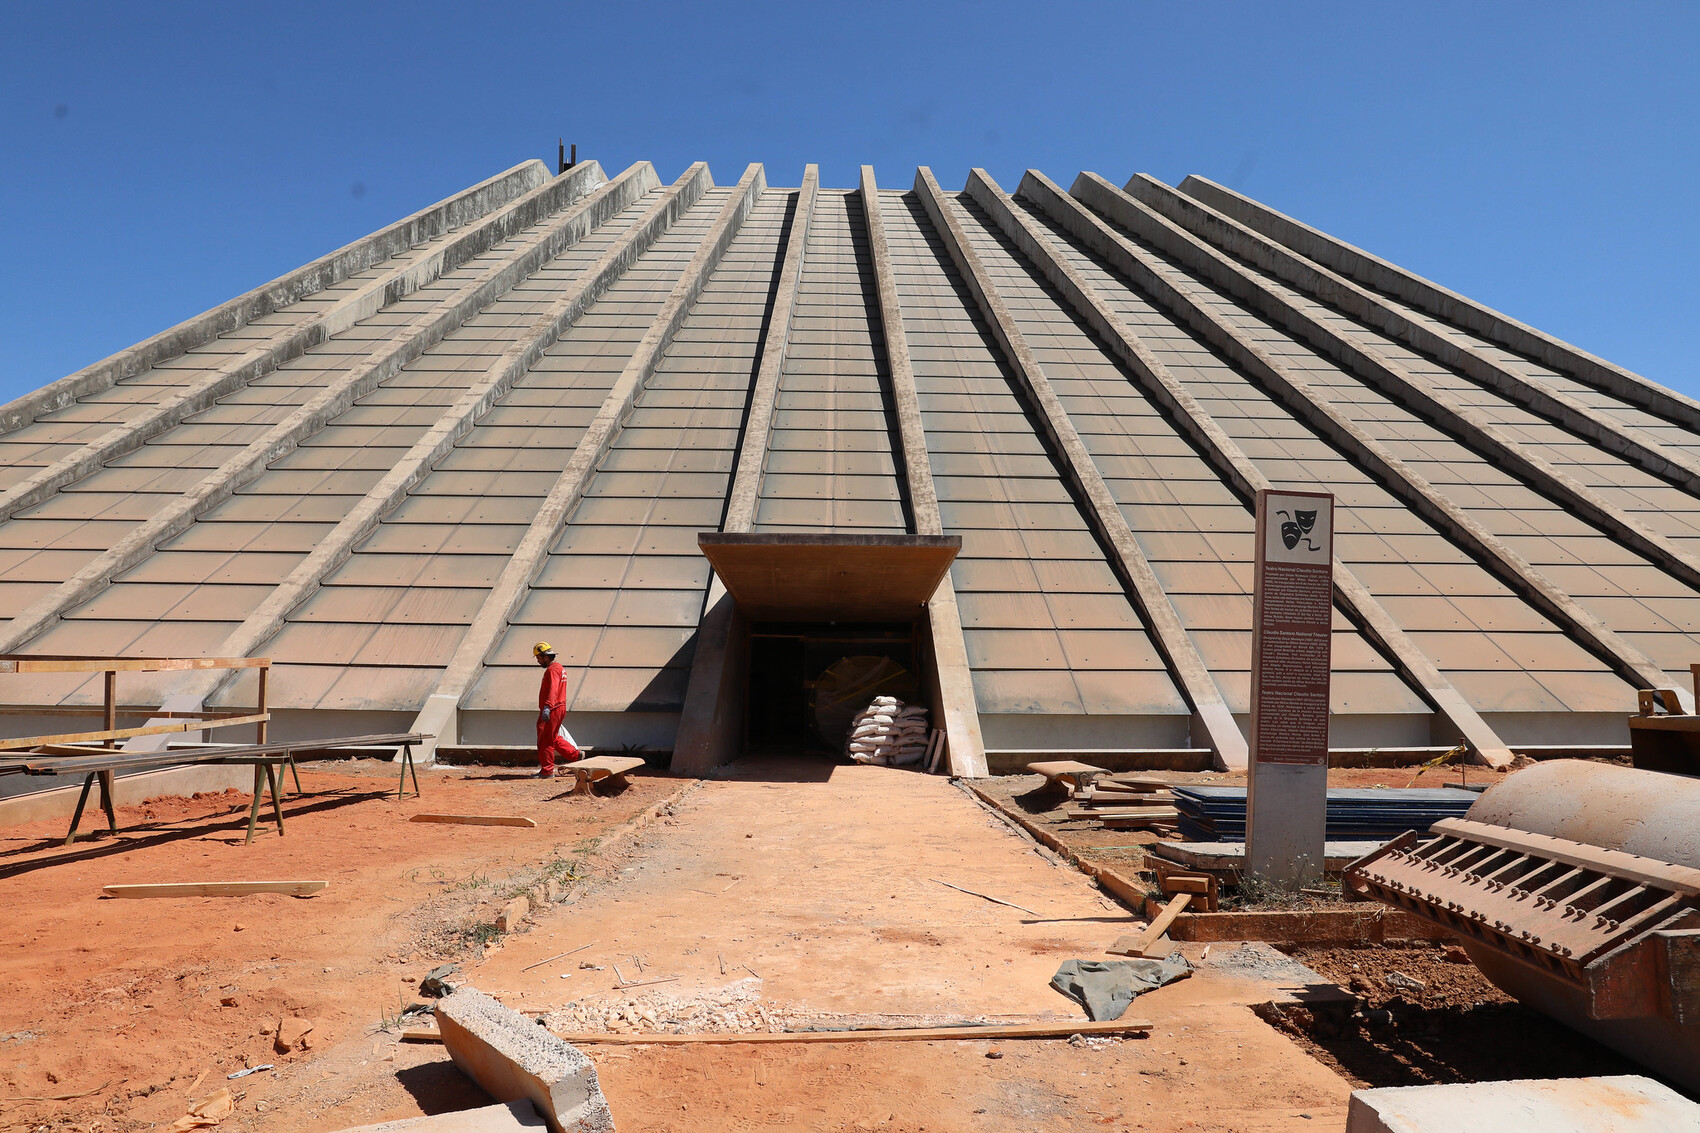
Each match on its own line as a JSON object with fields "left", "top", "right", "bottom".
{"left": 1250, "top": 489, "right": 1334, "bottom": 767}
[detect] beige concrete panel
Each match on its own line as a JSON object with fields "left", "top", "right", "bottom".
{"left": 0, "top": 162, "right": 608, "bottom": 525}
{"left": 0, "top": 159, "right": 552, "bottom": 436}
{"left": 1176, "top": 174, "right": 1700, "bottom": 438}
{"left": 409, "top": 166, "right": 767, "bottom": 757}
{"left": 994, "top": 168, "right": 1516, "bottom": 762}
{"left": 1067, "top": 171, "right": 1688, "bottom": 712}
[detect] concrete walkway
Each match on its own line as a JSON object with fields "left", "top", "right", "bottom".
{"left": 471, "top": 759, "right": 1352, "bottom": 1131}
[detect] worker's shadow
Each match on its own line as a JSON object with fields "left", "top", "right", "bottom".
{"left": 0, "top": 788, "right": 387, "bottom": 881}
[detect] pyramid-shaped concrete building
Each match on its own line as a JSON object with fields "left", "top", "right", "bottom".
{"left": 3, "top": 158, "right": 1697, "bottom": 775}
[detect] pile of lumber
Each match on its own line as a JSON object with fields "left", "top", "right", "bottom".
{"left": 1062, "top": 772, "right": 1179, "bottom": 834}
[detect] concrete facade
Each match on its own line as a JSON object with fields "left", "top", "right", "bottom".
{"left": 3, "top": 160, "right": 1698, "bottom": 772}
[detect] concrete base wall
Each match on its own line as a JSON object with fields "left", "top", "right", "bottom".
{"left": 0, "top": 762, "right": 255, "bottom": 827}
{"left": 1482, "top": 711, "right": 1634, "bottom": 747}
{"left": 458, "top": 709, "right": 681, "bottom": 752}
{"left": 979, "top": 712, "right": 1192, "bottom": 751}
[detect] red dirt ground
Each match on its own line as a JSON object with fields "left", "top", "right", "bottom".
{"left": 0, "top": 761, "right": 672, "bottom": 1133}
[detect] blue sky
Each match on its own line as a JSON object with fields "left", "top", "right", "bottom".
{"left": 2, "top": 1, "right": 1696, "bottom": 402}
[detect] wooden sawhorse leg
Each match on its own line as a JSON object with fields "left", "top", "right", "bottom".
{"left": 245, "top": 765, "right": 265, "bottom": 844}
{"left": 65, "top": 772, "right": 97, "bottom": 846}
{"left": 287, "top": 753, "right": 303, "bottom": 797}
{"left": 397, "top": 744, "right": 421, "bottom": 800}
{"left": 64, "top": 770, "right": 119, "bottom": 847}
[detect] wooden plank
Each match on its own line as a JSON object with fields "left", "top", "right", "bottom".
{"left": 0, "top": 655, "right": 269, "bottom": 674}
{"left": 1027, "top": 760, "right": 1107, "bottom": 778}
{"left": 408, "top": 814, "right": 536, "bottom": 828}
{"left": 547, "top": 1018, "right": 1153, "bottom": 1044}
{"left": 102, "top": 881, "right": 328, "bottom": 898}
{"left": 0, "top": 711, "right": 270, "bottom": 752}
{"left": 1066, "top": 806, "right": 1180, "bottom": 821}
{"left": 1110, "top": 893, "right": 1193, "bottom": 958}
{"left": 571, "top": 756, "right": 646, "bottom": 776}
{"left": 397, "top": 1020, "right": 1157, "bottom": 1045}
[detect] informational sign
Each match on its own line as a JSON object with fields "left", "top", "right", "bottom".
{"left": 1247, "top": 488, "right": 1334, "bottom": 890}
{"left": 1250, "top": 489, "right": 1335, "bottom": 766}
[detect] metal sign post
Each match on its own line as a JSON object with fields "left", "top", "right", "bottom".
{"left": 1246, "top": 488, "right": 1335, "bottom": 890}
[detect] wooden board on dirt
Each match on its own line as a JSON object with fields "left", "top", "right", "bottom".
{"left": 407, "top": 1018, "right": 1153, "bottom": 1045}
{"left": 102, "top": 881, "right": 328, "bottom": 899}
{"left": 409, "top": 814, "right": 537, "bottom": 828}
{"left": 1066, "top": 806, "right": 1180, "bottom": 821}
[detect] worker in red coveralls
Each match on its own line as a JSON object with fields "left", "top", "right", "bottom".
{"left": 534, "top": 641, "right": 581, "bottom": 778}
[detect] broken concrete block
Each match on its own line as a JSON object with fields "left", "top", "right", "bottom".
{"left": 495, "top": 896, "right": 530, "bottom": 933}
{"left": 331, "top": 1100, "right": 545, "bottom": 1133}
{"left": 1346, "top": 1075, "right": 1700, "bottom": 1132}
{"left": 274, "top": 1016, "right": 314, "bottom": 1054}
{"left": 435, "top": 987, "right": 613, "bottom": 1133}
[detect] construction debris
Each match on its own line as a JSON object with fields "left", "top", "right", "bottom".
{"left": 1048, "top": 956, "right": 1192, "bottom": 1021}
{"left": 434, "top": 987, "right": 614, "bottom": 1133}
{"left": 931, "top": 877, "right": 1043, "bottom": 916}
{"left": 409, "top": 814, "right": 537, "bottom": 828}
{"left": 168, "top": 1087, "right": 233, "bottom": 1131}
{"left": 101, "top": 881, "right": 328, "bottom": 898}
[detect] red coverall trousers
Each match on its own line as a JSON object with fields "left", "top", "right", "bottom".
{"left": 536, "top": 661, "right": 581, "bottom": 775}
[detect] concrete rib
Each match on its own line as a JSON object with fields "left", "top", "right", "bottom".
{"left": 672, "top": 168, "right": 819, "bottom": 776}
{"left": 1053, "top": 173, "right": 1689, "bottom": 711}
{"left": 1177, "top": 174, "right": 1700, "bottom": 436}
{"left": 408, "top": 165, "right": 767, "bottom": 759}
{"left": 1131, "top": 175, "right": 1700, "bottom": 498}
{"left": 917, "top": 168, "right": 1246, "bottom": 770}
{"left": 0, "top": 162, "right": 610, "bottom": 524}
{"left": 723, "top": 167, "right": 820, "bottom": 533}
{"left": 996, "top": 170, "right": 1513, "bottom": 767}
{"left": 1092, "top": 176, "right": 1700, "bottom": 601}
{"left": 859, "top": 166, "right": 987, "bottom": 778}
{"left": 0, "top": 161, "right": 666, "bottom": 658}
{"left": 162, "top": 162, "right": 680, "bottom": 712}
{"left": 0, "top": 159, "right": 551, "bottom": 437}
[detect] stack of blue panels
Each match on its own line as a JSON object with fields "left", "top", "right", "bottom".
{"left": 1170, "top": 786, "right": 1478, "bottom": 842}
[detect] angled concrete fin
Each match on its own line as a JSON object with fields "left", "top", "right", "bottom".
{"left": 409, "top": 165, "right": 768, "bottom": 759}
{"left": 858, "top": 166, "right": 986, "bottom": 777}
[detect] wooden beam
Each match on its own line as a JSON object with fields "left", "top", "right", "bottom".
{"left": 858, "top": 165, "right": 987, "bottom": 778}
{"left": 914, "top": 167, "right": 1247, "bottom": 770}
{"left": 408, "top": 814, "right": 537, "bottom": 828}
{"left": 0, "top": 655, "right": 269, "bottom": 674}
{"left": 394, "top": 1018, "right": 1150, "bottom": 1046}
{"left": 101, "top": 881, "right": 328, "bottom": 899}
{"left": 0, "top": 712, "right": 270, "bottom": 752}
{"left": 1110, "top": 893, "right": 1193, "bottom": 958}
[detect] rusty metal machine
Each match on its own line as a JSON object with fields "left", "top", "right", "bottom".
{"left": 1343, "top": 760, "right": 1700, "bottom": 1089}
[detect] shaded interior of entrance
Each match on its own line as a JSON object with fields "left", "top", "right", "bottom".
{"left": 745, "top": 622, "right": 918, "bottom": 755}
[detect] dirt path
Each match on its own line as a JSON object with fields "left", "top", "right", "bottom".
{"left": 0, "top": 761, "right": 672, "bottom": 1133}
{"left": 2, "top": 758, "right": 1361, "bottom": 1133}
{"left": 442, "top": 758, "right": 1353, "bottom": 1132}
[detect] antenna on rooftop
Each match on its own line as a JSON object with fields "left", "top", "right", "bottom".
{"left": 558, "top": 139, "right": 576, "bottom": 174}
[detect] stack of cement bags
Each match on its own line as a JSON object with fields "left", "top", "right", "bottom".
{"left": 845, "top": 697, "right": 929, "bottom": 766}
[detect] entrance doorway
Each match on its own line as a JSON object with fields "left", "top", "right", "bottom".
{"left": 745, "top": 622, "right": 918, "bottom": 755}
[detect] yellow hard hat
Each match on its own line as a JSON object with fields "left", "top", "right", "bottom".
{"left": 533, "top": 641, "right": 554, "bottom": 657}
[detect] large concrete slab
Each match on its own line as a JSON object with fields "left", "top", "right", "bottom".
{"left": 1345, "top": 1076, "right": 1700, "bottom": 1133}
{"left": 435, "top": 987, "right": 613, "bottom": 1133}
